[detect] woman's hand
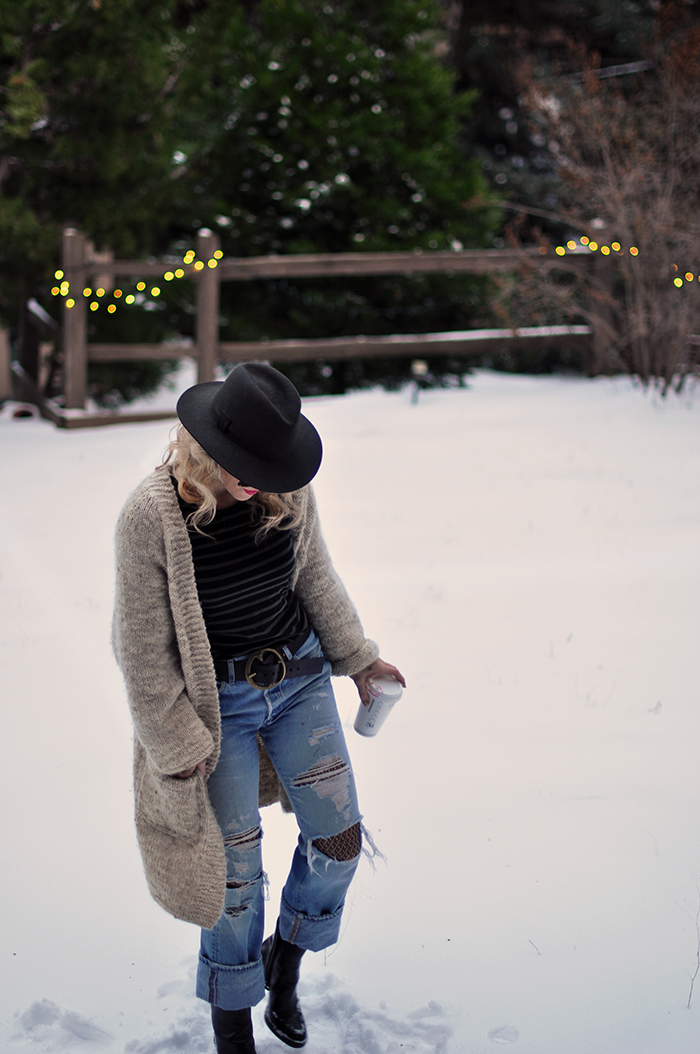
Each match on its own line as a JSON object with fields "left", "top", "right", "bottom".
{"left": 174, "top": 759, "right": 207, "bottom": 780}
{"left": 351, "top": 658, "right": 406, "bottom": 706}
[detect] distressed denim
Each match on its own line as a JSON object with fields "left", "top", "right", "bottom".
{"left": 196, "top": 628, "right": 362, "bottom": 1011}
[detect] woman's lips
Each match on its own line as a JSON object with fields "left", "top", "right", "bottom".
{"left": 241, "top": 487, "right": 259, "bottom": 495}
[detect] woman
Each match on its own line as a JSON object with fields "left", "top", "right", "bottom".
{"left": 112, "top": 362, "right": 404, "bottom": 1054}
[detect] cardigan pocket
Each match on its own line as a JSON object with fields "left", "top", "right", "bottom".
{"left": 135, "top": 763, "right": 206, "bottom": 845}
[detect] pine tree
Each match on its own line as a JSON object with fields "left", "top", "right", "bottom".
{"left": 0, "top": 0, "right": 184, "bottom": 321}
{"left": 161, "top": 0, "right": 496, "bottom": 391}
{"left": 1, "top": 0, "right": 497, "bottom": 403}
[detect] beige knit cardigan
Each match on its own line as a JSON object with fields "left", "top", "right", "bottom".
{"left": 112, "top": 468, "right": 378, "bottom": 929}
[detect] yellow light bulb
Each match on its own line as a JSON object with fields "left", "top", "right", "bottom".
{"left": 685, "top": 272, "right": 694, "bottom": 281}
{"left": 125, "top": 294, "right": 135, "bottom": 304}
{"left": 581, "top": 236, "right": 590, "bottom": 245}
{"left": 51, "top": 287, "right": 60, "bottom": 296}
{"left": 214, "top": 250, "right": 224, "bottom": 259}
{"left": 175, "top": 268, "right": 185, "bottom": 278}
{"left": 588, "top": 242, "right": 598, "bottom": 252}
{"left": 96, "top": 288, "right": 105, "bottom": 297}
{"left": 612, "top": 242, "right": 621, "bottom": 251}
{"left": 630, "top": 247, "right": 639, "bottom": 256}
{"left": 674, "top": 277, "right": 683, "bottom": 287}
{"left": 54, "top": 269, "right": 64, "bottom": 280}
{"left": 164, "top": 271, "right": 174, "bottom": 281}
{"left": 555, "top": 246, "right": 565, "bottom": 256}
{"left": 83, "top": 287, "right": 92, "bottom": 297}
{"left": 136, "top": 281, "right": 146, "bottom": 291}
{"left": 60, "top": 282, "right": 69, "bottom": 296}
{"left": 107, "top": 304, "right": 117, "bottom": 314}
{"left": 208, "top": 259, "right": 218, "bottom": 268}
{"left": 601, "top": 246, "right": 610, "bottom": 255}
{"left": 66, "top": 299, "right": 75, "bottom": 309}
{"left": 90, "top": 302, "right": 99, "bottom": 311}
{"left": 566, "top": 240, "right": 576, "bottom": 250}
{"left": 114, "top": 289, "right": 122, "bottom": 298}
{"left": 194, "top": 260, "right": 205, "bottom": 271}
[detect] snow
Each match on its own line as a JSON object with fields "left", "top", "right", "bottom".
{"left": 2, "top": 368, "right": 700, "bottom": 1054}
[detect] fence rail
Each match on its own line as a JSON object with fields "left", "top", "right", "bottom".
{"left": 16, "top": 227, "right": 599, "bottom": 426}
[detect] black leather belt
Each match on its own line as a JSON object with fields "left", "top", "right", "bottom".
{"left": 213, "top": 629, "right": 324, "bottom": 690}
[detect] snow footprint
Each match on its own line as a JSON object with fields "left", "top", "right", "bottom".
{"left": 488, "top": 1024, "right": 520, "bottom": 1043}
{"left": 11, "top": 998, "right": 112, "bottom": 1048}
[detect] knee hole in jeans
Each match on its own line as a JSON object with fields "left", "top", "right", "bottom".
{"left": 312, "top": 822, "right": 362, "bottom": 861}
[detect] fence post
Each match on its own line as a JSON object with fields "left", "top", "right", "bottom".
{"left": 62, "top": 228, "right": 88, "bottom": 408}
{"left": 0, "top": 328, "right": 11, "bottom": 401}
{"left": 196, "top": 228, "right": 220, "bottom": 383}
{"left": 90, "top": 246, "right": 114, "bottom": 293}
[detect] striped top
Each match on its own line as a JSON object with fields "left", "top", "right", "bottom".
{"left": 175, "top": 479, "right": 308, "bottom": 660}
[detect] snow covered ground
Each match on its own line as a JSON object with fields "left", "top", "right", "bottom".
{"left": 2, "top": 368, "right": 700, "bottom": 1054}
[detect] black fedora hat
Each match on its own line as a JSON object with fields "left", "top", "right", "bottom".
{"left": 176, "top": 363, "right": 322, "bottom": 492}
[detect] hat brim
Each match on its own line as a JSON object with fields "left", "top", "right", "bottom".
{"left": 176, "top": 382, "right": 322, "bottom": 492}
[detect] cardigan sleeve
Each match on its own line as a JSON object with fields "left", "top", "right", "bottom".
{"left": 292, "top": 487, "right": 379, "bottom": 677}
{"left": 112, "top": 494, "right": 216, "bottom": 775}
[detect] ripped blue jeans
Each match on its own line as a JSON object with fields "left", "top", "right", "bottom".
{"left": 196, "top": 628, "right": 362, "bottom": 1011}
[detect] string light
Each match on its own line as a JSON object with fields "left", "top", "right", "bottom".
{"left": 49, "top": 240, "right": 699, "bottom": 322}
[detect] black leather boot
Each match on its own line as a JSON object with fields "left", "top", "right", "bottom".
{"left": 211, "top": 1005, "right": 256, "bottom": 1054}
{"left": 262, "top": 921, "right": 307, "bottom": 1048}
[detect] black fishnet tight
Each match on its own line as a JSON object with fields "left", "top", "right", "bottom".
{"left": 312, "top": 822, "right": 362, "bottom": 861}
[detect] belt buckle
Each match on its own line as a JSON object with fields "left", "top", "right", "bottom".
{"left": 245, "top": 646, "right": 286, "bottom": 690}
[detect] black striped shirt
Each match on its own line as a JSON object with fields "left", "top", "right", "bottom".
{"left": 174, "top": 479, "right": 308, "bottom": 660}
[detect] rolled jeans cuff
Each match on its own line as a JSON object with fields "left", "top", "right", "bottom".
{"left": 279, "top": 893, "right": 346, "bottom": 952}
{"left": 196, "top": 953, "right": 266, "bottom": 1011}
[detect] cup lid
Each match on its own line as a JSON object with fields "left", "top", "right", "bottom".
{"left": 368, "top": 676, "right": 403, "bottom": 698}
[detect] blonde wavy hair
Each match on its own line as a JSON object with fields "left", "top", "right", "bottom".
{"left": 162, "top": 424, "right": 303, "bottom": 536}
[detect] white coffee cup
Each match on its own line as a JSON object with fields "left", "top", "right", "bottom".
{"left": 354, "top": 675, "right": 403, "bottom": 737}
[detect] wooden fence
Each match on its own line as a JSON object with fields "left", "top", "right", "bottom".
{"left": 14, "top": 226, "right": 598, "bottom": 427}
